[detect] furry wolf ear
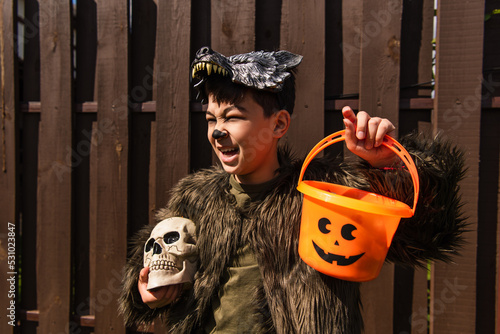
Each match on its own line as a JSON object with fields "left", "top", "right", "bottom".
{"left": 274, "top": 51, "right": 303, "bottom": 70}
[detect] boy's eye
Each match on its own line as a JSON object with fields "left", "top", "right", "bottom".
{"left": 225, "top": 115, "right": 244, "bottom": 121}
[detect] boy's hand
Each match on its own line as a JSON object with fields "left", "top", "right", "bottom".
{"left": 138, "top": 267, "right": 183, "bottom": 309}
{"left": 342, "top": 106, "right": 397, "bottom": 168}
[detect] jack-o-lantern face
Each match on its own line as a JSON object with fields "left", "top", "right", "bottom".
{"left": 312, "top": 218, "right": 365, "bottom": 266}
{"left": 297, "top": 197, "right": 401, "bottom": 281}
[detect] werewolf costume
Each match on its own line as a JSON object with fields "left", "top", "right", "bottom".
{"left": 119, "top": 48, "right": 466, "bottom": 333}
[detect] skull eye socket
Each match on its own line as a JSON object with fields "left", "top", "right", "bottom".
{"left": 341, "top": 224, "right": 357, "bottom": 241}
{"left": 145, "top": 238, "right": 155, "bottom": 252}
{"left": 164, "top": 232, "right": 180, "bottom": 244}
{"left": 318, "top": 218, "right": 331, "bottom": 234}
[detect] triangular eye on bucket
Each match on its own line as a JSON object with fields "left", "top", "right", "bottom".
{"left": 297, "top": 130, "right": 419, "bottom": 282}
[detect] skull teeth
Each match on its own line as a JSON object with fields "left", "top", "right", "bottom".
{"left": 150, "top": 260, "right": 179, "bottom": 271}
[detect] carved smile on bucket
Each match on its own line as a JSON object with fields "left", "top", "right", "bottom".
{"left": 312, "top": 241, "right": 364, "bottom": 266}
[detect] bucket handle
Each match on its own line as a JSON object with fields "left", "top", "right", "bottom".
{"left": 298, "top": 130, "right": 420, "bottom": 215}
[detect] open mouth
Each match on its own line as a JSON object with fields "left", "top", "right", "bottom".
{"left": 220, "top": 147, "right": 239, "bottom": 156}
{"left": 192, "top": 61, "right": 230, "bottom": 79}
{"left": 217, "top": 147, "right": 239, "bottom": 164}
{"left": 312, "top": 241, "right": 364, "bottom": 266}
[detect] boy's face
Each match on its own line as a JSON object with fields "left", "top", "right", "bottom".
{"left": 205, "top": 92, "right": 283, "bottom": 184}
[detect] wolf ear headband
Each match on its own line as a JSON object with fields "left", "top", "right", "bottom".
{"left": 191, "top": 46, "right": 303, "bottom": 105}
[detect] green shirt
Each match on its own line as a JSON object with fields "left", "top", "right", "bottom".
{"left": 206, "top": 175, "right": 275, "bottom": 333}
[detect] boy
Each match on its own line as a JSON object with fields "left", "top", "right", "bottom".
{"left": 119, "top": 47, "right": 465, "bottom": 333}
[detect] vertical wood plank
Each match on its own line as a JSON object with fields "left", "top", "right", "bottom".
{"left": 36, "top": 0, "right": 72, "bottom": 332}
{"left": 280, "top": 0, "right": 325, "bottom": 156}
{"left": 358, "top": 0, "right": 402, "bottom": 123}
{"left": 0, "top": 0, "right": 16, "bottom": 332}
{"left": 339, "top": 0, "right": 362, "bottom": 162}
{"left": 152, "top": 0, "right": 191, "bottom": 214}
{"left": 341, "top": 0, "right": 363, "bottom": 96}
{"left": 431, "top": 0, "right": 485, "bottom": 333}
{"left": 360, "top": 267, "right": 395, "bottom": 333}
{"left": 412, "top": 267, "right": 430, "bottom": 334}
{"left": 93, "top": 0, "right": 128, "bottom": 332}
{"left": 358, "top": 1, "right": 402, "bottom": 333}
{"left": 211, "top": 0, "right": 255, "bottom": 56}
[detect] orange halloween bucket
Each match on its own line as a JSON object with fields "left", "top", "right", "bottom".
{"left": 297, "top": 130, "right": 419, "bottom": 282}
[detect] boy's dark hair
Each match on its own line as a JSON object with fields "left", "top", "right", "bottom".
{"left": 203, "top": 73, "right": 297, "bottom": 117}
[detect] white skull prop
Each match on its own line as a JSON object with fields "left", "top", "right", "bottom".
{"left": 143, "top": 217, "right": 198, "bottom": 290}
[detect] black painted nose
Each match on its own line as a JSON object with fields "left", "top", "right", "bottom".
{"left": 212, "top": 129, "right": 227, "bottom": 139}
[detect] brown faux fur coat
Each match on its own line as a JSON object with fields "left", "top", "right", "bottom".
{"left": 119, "top": 133, "right": 466, "bottom": 333}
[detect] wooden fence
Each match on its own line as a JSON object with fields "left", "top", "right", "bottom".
{"left": 0, "top": 0, "right": 498, "bottom": 333}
